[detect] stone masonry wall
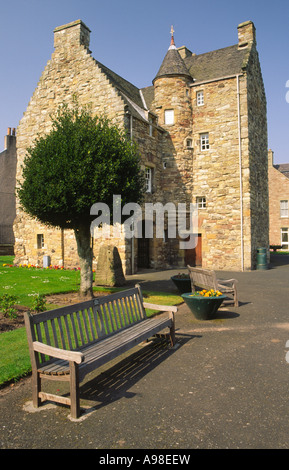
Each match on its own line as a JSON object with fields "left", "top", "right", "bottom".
{"left": 151, "top": 36, "right": 268, "bottom": 271}
{"left": 191, "top": 76, "right": 246, "bottom": 270}
{"left": 246, "top": 43, "right": 269, "bottom": 267}
{"left": 268, "top": 151, "right": 289, "bottom": 246}
{"left": 14, "top": 21, "right": 131, "bottom": 271}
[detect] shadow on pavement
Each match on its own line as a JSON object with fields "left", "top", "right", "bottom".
{"left": 76, "top": 335, "right": 200, "bottom": 413}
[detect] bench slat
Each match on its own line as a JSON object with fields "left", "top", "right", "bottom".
{"left": 37, "top": 315, "right": 172, "bottom": 378}
{"left": 50, "top": 318, "right": 59, "bottom": 349}
{"left": 69, "top": 313, "right": 80, "bottom": 349}
{"left": 92, "top": 305, "right": 102, "bottom": 339}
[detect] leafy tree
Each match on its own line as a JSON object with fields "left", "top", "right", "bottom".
{"left": 18, "top": 103, "right": 145, "bottom": 297}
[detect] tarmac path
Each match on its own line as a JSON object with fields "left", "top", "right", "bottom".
{"left": 1, "top": 254, "right": 289, "bottom": 450}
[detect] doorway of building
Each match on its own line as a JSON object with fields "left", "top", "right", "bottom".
{"left": 184, "top": 234, "right": 202, "bottom": 266}
{"left": 137, "top": 221, "right": 150, "bottom": 268}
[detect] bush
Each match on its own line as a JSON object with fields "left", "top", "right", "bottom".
{"left": 31, "top": 294, "right": 47, "bottom": 313}
{"left": 0, "top": 294, "right": 19, "bottom": 319}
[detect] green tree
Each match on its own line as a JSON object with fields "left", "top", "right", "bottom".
{"left": 17, "top": 103, "right": 145, "bottom": 297}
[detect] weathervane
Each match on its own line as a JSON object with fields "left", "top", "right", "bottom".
{"left": 170, "top": 25, "right": 175, "bottom": 47}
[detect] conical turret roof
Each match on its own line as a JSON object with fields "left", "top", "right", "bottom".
{"left": 153, "top": 26, "right": 191, "bottom": 83}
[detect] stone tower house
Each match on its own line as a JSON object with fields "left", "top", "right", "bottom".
{"left": 14, "top": 19, "right": 269, "bottom": 273}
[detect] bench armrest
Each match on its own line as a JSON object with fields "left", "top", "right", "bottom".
{"left": 33, "top": 341, "right": 84, "bottom": 364}
{"left": 143, "top": 302, "right": 177, "bottom": 313}
{"left": 217, "top": 278, "right": 238, "bottom": 285}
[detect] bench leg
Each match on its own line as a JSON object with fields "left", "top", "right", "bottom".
{"left": 169, "top": 323, "right": 176, "bottom": 347}
{"left": 32, "top": 371, "right": 41, "bottom": 408}
{"left": 69, "top": 361, "right": 80, "bottom": 419}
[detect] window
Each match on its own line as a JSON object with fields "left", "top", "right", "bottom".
{"left": 149, "top": 118, "right": 153, "bottom": 137}
{"left": 200, "top": 133, "right": 209, "bottom": 151}
{"left": 281, "top": 228, "right": 289, "bottom": 250}
{"left": 197, "top": 90, "right": 204, "bottom": 106}
{"left": 186, "top": 138, "right": 193, "bottom": 149}
{"left": 145, "top": 167, "right": 152, "bottom": 193}
{"left": 164, "top": 109, "right": 174, "bottom": 125}
{"left": 280, "top": 200, "right": 288, "bottom": 218}
{"left": 196, "top": 197, "right": 206, "bottom": 209}
{"left": 37, "top": 234, "right": 44, "bottom": 249}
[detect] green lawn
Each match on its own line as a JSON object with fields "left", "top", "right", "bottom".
{"left": 0, "top": 255, "right": 81, "bottom": 308}
{"left": 0, "top": 256, "right": 182, "bottom": 386}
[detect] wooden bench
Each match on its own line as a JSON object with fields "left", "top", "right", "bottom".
{"left": 24, "top": 284, "right": 177, "bottom": 419}
{"left": 187, "top": 265, "right": 239, "bottom": 307}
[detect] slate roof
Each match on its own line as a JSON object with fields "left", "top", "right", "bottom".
{"left": 153, "top": 46, "right": 191, "bottom": 82}
{"left": 94, "top": 59, "right": 145, "bottom": 110}
{"left": 184, "top": 44, "right": 248, "bottom": 83}
{"left": 93, "top": 41, "right": 250, "bottom": 118}
{"left": 141, "top": 86, "right": 155, "bottom": 110}
{"left": 141, "top": 43, "right": 249, "bottom": 108}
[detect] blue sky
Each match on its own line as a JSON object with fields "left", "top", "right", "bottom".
{"left": 0, "top": 0, "right": 288, "bottom": 163}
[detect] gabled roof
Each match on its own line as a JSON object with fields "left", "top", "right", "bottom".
{"left": 95, "top": 59, "right": 145, "bottom": 110}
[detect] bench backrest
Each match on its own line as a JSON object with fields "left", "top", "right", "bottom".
{"left": 25, "top": 285, "right": 147, "bottom": 365}
{"left": 187, "top": 265, "right": 218, "bottom": 291}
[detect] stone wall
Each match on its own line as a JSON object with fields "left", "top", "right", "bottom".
{"left": 14, "top": 20, "right": 167, "bottom": 274}
{"left": 268, "top": 150, "right": 289, "bottom": 246}
{"left": 191, "top": 76, "right": 245, "bottom": 270}
{"left": 245, "top": 42, "right": 269, "bottom": 267}
{"left": 14, "top": 21, "right": 132, "bottom": 271}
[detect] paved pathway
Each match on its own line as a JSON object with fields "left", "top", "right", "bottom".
{"left": 1, "top": 254, "right": 289, "bottom": 449}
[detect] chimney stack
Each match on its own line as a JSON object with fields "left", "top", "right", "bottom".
{"left": 238, "top": 21, "right": 256, "bottom": 48}
{"left": 4, "top": 127, "right": 16, "bottom": 150}
{"left": 53, "top": 19, "right": 91, "bottom": 50}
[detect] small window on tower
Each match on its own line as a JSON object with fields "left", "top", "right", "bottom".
{"left": 197, "top": 90, "right": 204, "bottom": 106}
{"left": 164, "top": 109, "right": 174, "bottom": 125}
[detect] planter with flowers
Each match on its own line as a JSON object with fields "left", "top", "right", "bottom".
{"left": 181, "top": 289, "right": 226, "bottom": 320}
{"left": 171, "top": 273, "right": 191, "bottom": 295}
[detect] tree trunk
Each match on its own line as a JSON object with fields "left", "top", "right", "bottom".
{"left": 74, "top": 224, "right": 93, "bottom": 298}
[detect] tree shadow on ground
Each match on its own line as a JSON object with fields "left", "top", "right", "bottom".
{"left": 269, "top": 254, "right": 289, "bottom": 268}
